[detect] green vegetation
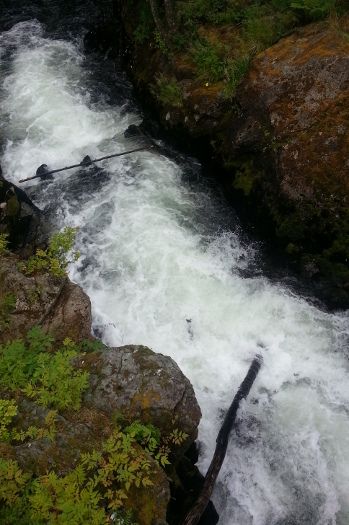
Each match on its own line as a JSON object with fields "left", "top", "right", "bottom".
{"left": 0, "top": 422, "right": 160, "bottom": 524}
{"left": 176, "top": 0, "right": 339, "bottom": 27}
{"left": 290, "top": 0, "right": 336, "bottom": 20}
{"left": 0, "top": 233, "right": 9, "bottom": 254}
{"left": 0, "top": 398, "right": 56, "bottom": 443}
{"left": 0, "top": 329, "right": 189, "bottom": 524}
{"left": 0, "top": 327, "right": 89, "bottom": 410}
{"left": 0, "top": 417, "right": 187, "bottom": 524}
{"left": 0, "top": 399, "right": 18, "bottom": 441}
{"left": 152, "top": 74, "right": 184, "bottom": 107}
{"left": 224, "top": 55, "right": 251, "bottom": 97}
{"left": 154, "top": 30, "right": 170, "bottom": 55}
{"left": 191, "top": 39, "right": 225, "bottom": 81}
{"left": 133, "top": 2, "right": 154, "bottom": 43}
{"left": 232, "top": 159, "right": 260, "bottom": 196}
{"left": 20, "top": 227, "right": 79, "bottom": 278}
{"left": 0, "top": 292, "right": 16, "bottom": 331}
{"left": 139, "top": 0, "right": 347, "bottom": 99}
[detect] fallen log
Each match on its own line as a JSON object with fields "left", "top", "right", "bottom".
{"left": 182, "top": 355, "right": 263, "bottom": 525}
{"left": 18, "top": 145, "right": 153, "bottom": 183}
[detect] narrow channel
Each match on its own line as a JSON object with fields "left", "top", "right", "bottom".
{"left": 1, "top": 3, "right": 349, "bottom": 524}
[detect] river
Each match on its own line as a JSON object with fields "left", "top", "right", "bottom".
{"left": 1, "top": 2, "right": 349, "bottom": 524}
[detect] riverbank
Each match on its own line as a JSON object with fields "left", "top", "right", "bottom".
{"left": 0, "top": 168, "right": 208, "bottom": 524}
{"left": 109, "top": 1, "right": 349, "bottom": 309}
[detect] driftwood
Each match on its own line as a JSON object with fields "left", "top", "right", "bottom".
{"left": 182, "top": 355, "right": 263, "bottom": 525}
{"left": 18, "top": 146, "right": 152, "bottom": 183}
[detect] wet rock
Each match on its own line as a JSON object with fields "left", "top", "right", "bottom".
{"left": 41, "top": 279, "right": 92, "bottom": 343}
{"left": 0, "top": 253, "right": 91, "bottom": 343}
{"left": 124, "top": 123, "right": 144, "bottom": 138}
{"left": 115, "top": 6, "right": 349, "bottom": 306}
{"left": 82, "top": 345, "right": 201, "bottom": 445}
{"left": 80, "top": 345, "right": 202, "bottom": 523}
{"left": 229, "top": 17, "right": 349, "bottom": 306}
{"left": 167, "top": 444, "right": 219, "bottom": 525}
{"left": 125, "top": 461, "right": 170, "bottom": 525}
{"left": 0, "top": 169, "right": 49, "bottom": 256}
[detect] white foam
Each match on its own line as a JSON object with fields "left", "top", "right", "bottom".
{"left": 1, "top": 21, "right": 349, "bottom": 525}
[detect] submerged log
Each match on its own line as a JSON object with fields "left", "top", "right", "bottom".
{"left": 182, "top": 355, "right": 263, "bottom": 525}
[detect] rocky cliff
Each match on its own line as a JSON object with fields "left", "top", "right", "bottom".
{"left": 0, "top": 172, "right": 204, "bottom": 524}
{"left": 113, "top": 3, "right": 349, "bottom": 308}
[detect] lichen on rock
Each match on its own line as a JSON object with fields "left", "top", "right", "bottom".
{"left": 229, "top": 16, "right": 349, "bottom": 306}
{"left": 0, "top": 252, "right": 92, "bottom": 344}
{"left": 82, "top": 344, "right": 201, "bottom": 446}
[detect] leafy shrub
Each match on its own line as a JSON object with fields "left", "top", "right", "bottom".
{"left": 124, "top": 420, "right": 169, "bottom": 467}
{"left": 224, "top": 55, "right": 251, "bottom": 97}
{"left": 191, "top": 39, "right": 225, "bottom": 81}
{"left": 133, "top": 2, "right": 154, "bottom": 43}
{"left": 0, "top": 327, "right": 89, "bottom": 410}
{"left": 0, "top": 400, "right": 18, "bottom": 441}
{"left": 0, "top": 421, "right": 187, "bottom": 524}
{"left": 0, "top": 459, "right": 30, "bottom": 506}
{"left": 22, "top": 227, "right": 79, "bottom": 277}
{"left": 290, "top": 0, "right": 336, "bottom": 20}
{"left": 154, "top": 30, "right": 170, "bottom": 55}
{"left": 0, "top": 233, "right": 9, "bottom": 254}
{"left": 152, "top": 74, "right": 184, "bottom": 107}
{"left": 0, "top": 398, "right": 56, "bottom": 444}
{"left": 0, "top": 292, "right": 16, "bottom": 331}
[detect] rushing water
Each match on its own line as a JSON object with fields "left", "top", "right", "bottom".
{"left": 1, "top": 6, "right": 349, "bottom": 525}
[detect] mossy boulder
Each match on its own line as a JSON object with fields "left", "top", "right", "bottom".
{"left": 0, "top": 332, "right": 201, "bottom": 525}
{"left": 2, "top": 394, "right": 170, "bottom": 525}
{"left": 81, "top": 345, "right": 201, "bottom": 447}
{"left": 228, "top": 16, "right": 349, "bottom": 306}
{"left": 0, "top": 340, "right": 201, "bottom": 525}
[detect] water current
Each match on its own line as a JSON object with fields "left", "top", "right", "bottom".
{"left": 0, "top": 3, "right": 349, "bottom": 524}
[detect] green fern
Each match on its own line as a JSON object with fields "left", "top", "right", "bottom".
{"left": 0, "top": 233, "right": 9, "bottom": 254}
{"left": 23, "top": 227, "right": 80, "bottom": 278}
{"left": 0, "top": 327, "right": 89, "bottom": 411}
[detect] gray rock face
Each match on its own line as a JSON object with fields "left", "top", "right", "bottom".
{"left": 82, "top": 345, "right": 201, "bottom": 443}
{"left": 41, "top": 279, "right": 92, "bottom": 343}
{"left": 0, "top": 253, "right": 91, "bottom": 343}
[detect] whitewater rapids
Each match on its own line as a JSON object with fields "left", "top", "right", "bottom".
{"left": 1, "top": 19, "right": 349, "bottom": 525}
